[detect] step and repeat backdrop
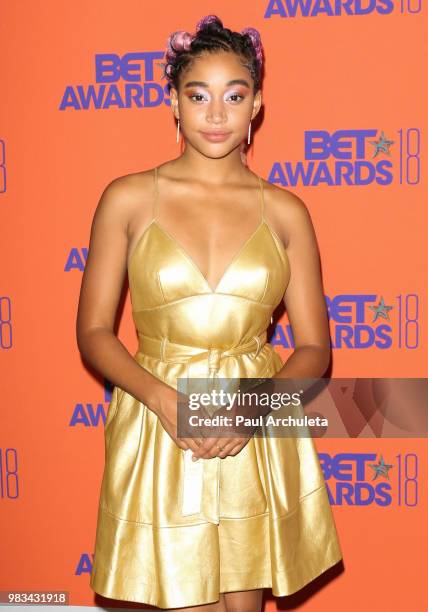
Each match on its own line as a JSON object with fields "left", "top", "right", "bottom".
{"left": 1, "top": 1, "right": 427, "bottom": 610}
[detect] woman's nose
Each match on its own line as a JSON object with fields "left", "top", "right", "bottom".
{"left": 206, "top": 100, "right": 227, "bottom": 123}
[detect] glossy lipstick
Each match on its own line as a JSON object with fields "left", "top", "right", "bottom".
{"left": 200, "top": 130, "right": 232, "bottom": 142}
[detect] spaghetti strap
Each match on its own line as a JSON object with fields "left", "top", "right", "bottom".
{"left": 152, "top": 166, "right": 159, "bottom": 221}
{"left": 258, "top": 176, "right": 265, "bottom": 223}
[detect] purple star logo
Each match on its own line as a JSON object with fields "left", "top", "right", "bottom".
{"left": 369, "top": 455, "right": 394, "bottom": 480}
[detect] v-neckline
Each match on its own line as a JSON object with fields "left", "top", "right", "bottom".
{"left": 152, "top": 219, "right": 266, "bottom": 293}
{"left": 128, "top": 166, "right": 271, "bottom": 293}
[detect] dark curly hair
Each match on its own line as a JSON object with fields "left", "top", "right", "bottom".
{"left": 162, "top": 15, "right": 264, "bottom": 94}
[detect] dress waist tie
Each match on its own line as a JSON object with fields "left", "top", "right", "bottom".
{"left": 136, "top": 331, "right": 268, "bottom": 525}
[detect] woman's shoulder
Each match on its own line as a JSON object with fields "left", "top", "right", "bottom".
{"left": 260, "top": 175, "right": 307, "bottom": 212}
{"left": 88, "top": 169, "right": 158, "bottom": 248}
{"left": 258, "top": 176, "right": 314, "bottom": 249}
{"left": 93, "top": 167, "right": 158, "bottom": 228}
{"left": 101, "top": 167, "right": 157, "bottom": 203}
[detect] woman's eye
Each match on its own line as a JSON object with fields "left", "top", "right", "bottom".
{"left": 227, "top": 93, "right": 244, "bottom": 102}
{"left": 189, "top": 94, "right": 207, "bottom": 102}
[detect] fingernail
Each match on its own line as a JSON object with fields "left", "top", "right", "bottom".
{"left": 192, "top": 455, "right": 198, "bottom": 461}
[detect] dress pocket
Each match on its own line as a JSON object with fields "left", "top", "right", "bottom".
{"left": 105, "top": 386, "right": 124, "bottom": 430}
{"left": 257, "top": 348, "right": 275, "bottom": 378}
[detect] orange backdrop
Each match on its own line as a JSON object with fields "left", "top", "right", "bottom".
{"left": 1, "top": 1, "right": 427, "bottom": 610}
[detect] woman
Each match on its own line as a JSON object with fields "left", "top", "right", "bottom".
{"left": 77, "top": 15, "right": 343, "bottom": 612}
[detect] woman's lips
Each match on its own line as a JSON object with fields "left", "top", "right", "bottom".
{"left": 200, "top": 131, "right": 232, "bottom": 142}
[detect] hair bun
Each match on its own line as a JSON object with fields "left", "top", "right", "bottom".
{"left": 241, "top": 27, "right": 263, "bottom": 67}
{"left": 195, "top": 14, "right": 223, "bottom": 33}
{"left": 169, "top": 30, "right": 194, "bottom": 53}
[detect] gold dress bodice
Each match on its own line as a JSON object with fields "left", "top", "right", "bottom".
{"left": 128, "top": 167, "right": 289, "bottom": 381}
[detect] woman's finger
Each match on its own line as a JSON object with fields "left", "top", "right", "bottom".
{"left": 182, "top": 437, "right": 205, "bottom": 454}
{"left": 220, "top": 436, "right": 252, "bottom": 457}
{"left": 192, "top": 436, "right": 225, "bottom": 459}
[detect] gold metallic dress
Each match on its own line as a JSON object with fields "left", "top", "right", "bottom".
{"left": 90, "top": 167, "right": 343, "bottom": 609}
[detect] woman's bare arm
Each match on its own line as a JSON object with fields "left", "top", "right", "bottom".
{"left": 76, "top": 174, "right": 167, "bottom": 415}
{"left": 272, "top": 189, "right": 331, "bottom": 379}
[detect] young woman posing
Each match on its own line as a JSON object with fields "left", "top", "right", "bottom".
{"left": 77, "top": 14, "right": 343, "bottom": 612}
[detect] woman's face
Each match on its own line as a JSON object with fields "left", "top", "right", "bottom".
{"left": 169, "top": 50, "right": 262, "bottom": 159}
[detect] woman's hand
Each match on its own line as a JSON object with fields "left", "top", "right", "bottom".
{"left": 189, "top": 398, "right": 258, "bottom": 461}
{"left": 190, "top": 433, "right": 253, "bottom": 460}
{"left": 153, "top": 384, "right": 205, "bottom": 455}
{"left": 189, "top": 377, "right": 277, "bottom": 460}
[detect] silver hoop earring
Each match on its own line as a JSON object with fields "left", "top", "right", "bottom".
{"left": 176, "top": 118, "right": 180, "bottom": 144}
{"left": 247, "top": 121, "right": 252, "bottom": 145}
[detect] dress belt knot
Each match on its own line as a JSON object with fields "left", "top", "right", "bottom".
{"left": 208, "top": 348, "right": 222, "bottom": 378}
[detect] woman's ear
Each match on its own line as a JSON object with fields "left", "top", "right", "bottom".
{"left": 169, "top": 87, "right": 179, "bottom": 120}
{"left": 251, "top": 90, "right": 262, "bottom": 121}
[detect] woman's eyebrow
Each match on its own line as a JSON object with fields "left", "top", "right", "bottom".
{"left": 183, "top": 79, "right": 251, "bottom": 88}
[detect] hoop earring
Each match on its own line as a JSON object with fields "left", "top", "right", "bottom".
{"left": 176, "top": 118, "right": 180, "bottom": 144}
{"left": 247, "top": 121, "right": 252, "bottom": 145}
